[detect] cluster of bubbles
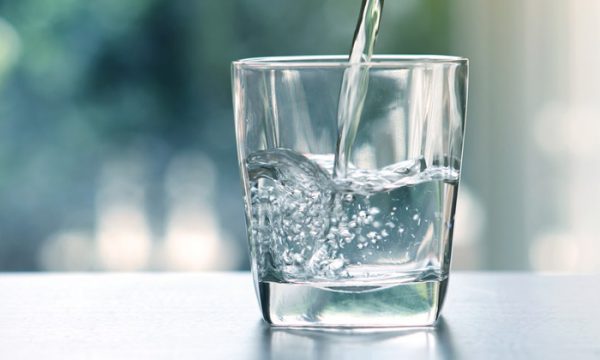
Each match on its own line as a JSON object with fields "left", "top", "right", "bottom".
{"left": 247, "top": 149, "right": 453, "bottom": 282}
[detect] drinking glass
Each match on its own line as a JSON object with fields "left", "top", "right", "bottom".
{"left": 232, "top": 55, "right": 468, "bottom": 328}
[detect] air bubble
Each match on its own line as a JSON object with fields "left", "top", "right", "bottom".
{"left": 412, "top": 213, "right": 420, "bottom": 221}
{"left": 292, "top": 253, "right": 304, "bottom": 264}
{"left": 339, "top": 228, "right": 351, "bottom": 238}
{"left": 329, "top": 258, "right": 344, "bottom": 271}
{"left": 368, "top": 207, "right": 380, "bottom": 215}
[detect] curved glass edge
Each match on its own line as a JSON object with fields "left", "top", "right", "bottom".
{"left": 232, "top": 55, "right": 468, "bottom": 69}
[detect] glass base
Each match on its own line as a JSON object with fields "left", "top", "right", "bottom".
{"left": 257, "top": 277, "right": 448, "bottom": 328}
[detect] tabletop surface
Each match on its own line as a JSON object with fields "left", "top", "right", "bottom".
{"left": 0, "top": 272, "right": 599, "bottom": 360}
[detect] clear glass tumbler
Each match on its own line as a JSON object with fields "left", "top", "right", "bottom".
{"left": 232, "top": 55, "right": 468, "bottom": 328}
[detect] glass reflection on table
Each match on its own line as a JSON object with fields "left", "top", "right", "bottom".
{"left": 256, "top": 318, "right": 456, "bottom": 360}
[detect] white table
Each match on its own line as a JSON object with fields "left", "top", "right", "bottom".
{"left": 0, "top": 273, "right": 598, "bottom": 359}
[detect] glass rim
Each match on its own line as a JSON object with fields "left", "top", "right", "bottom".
{"left": 232, "top": 55, "right": 468, "bottom": 69}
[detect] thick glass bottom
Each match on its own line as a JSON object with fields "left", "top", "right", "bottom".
{"left": 258, "top": 277, "right": 448, "bottom": 328}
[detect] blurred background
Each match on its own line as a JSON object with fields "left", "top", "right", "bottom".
{"left": 0, "top": 0, "right": 598, "bottom": 272}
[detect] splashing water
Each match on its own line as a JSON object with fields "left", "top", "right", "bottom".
{"left": 248, "top": 149, "right": 458, "bottom": 284}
